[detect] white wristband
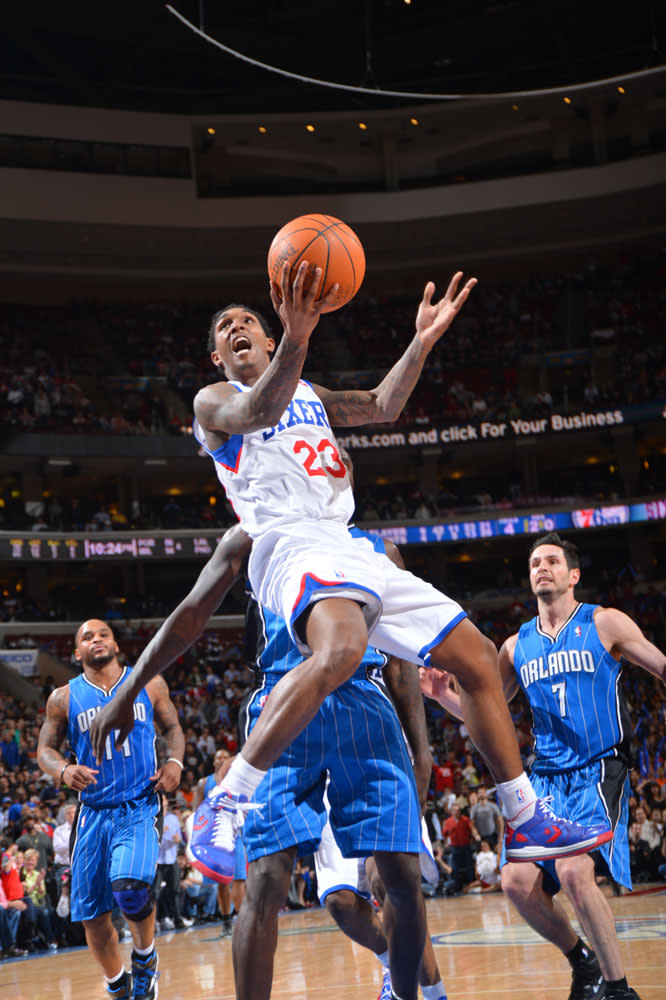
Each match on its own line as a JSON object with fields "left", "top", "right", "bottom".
{"left": 167, "top": 757, "right": 183, "bottom": 769}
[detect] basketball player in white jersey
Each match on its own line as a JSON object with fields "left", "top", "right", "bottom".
{"left": 92, "top": 265, "right": 610, "bottom": 1000}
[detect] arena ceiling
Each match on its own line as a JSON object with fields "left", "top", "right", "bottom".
{"left": 2, "top": 0, "right": 665, "bottom": 116}
{"left": 1, "top": 2, "right": 665, "bottom": 284}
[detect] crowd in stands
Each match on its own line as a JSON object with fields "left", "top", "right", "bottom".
{"left": 0, "top": 253, "right": 663, "bottom": 542}
{"left": 0, "top": 483, "right": 236, "bottom": 535}
{"left": 1, "top": 253, "right": 664, "bottom": 441}
{"left": 1, "top": 572, "right": 665, "bottom": 959}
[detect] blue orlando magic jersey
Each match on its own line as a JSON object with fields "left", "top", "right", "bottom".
{"left": 67, "top": 667, "right": 157, "bottom": 806}
{"left": 246, "top": 525, "right": 388, "bottom": 681}
{"left": 514, "top": 603, "right": 632, "bottom": 775}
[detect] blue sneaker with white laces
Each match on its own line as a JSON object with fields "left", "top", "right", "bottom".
{"left": 377, "top": 967, "right": 392, "bottom": 1000}
{"left": 131, "top": 950, "right": 159, "bottom": 1000}
{"left": 189, "top": 788, "right": 260, "bottom": 883}
{"left": 504, "top": 797, "right": 612, "bottom": 862}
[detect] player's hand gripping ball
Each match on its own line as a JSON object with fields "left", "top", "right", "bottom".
{"left": 267, "top": 214, "right": 365, "bottom": 313}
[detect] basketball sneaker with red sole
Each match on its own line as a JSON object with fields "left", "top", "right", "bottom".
{"left": 189, "top": 788, "right": 260, "bottom": 883}
{"left": 504, "top": 798, "right": 612, "bottom": 861}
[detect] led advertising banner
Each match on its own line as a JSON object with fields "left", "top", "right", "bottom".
{"left": 1, "top": 498, "right": 665, "bottom": 560}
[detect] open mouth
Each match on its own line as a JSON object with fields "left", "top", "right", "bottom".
{"left": 231, "top": 335, "right": 252, "bottom": 354}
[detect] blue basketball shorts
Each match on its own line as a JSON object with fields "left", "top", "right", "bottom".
{"left": 70, "top": 794, "right": 161, "bottom": 921}
{"left": 249, "top": 521, "right": 466, "bottom": 666}
{"left": 501, "top": 756, "right": 631, "bottom": 891}
{"left": 233, "top": 830, "right": 248, "bottom": 880}
{"left": 241, "top": 673, "right": 421, "bottom": 864}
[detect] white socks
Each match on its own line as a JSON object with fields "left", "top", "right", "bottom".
{"left": 496, "top": 772, "right": 537, "bottom": 825}
{"left": 218, "top": 754, "right": 267, "bottom": 800}
{"left": 422, "top": 984, "right": 447, "bottom": 1000}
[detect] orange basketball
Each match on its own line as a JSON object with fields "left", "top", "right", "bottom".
{"left": 267, "top": 214, "right": 365, "bottom": 313}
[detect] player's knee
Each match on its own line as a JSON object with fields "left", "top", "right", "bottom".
{"left": 246, "top": 860, "right": 291, "bottom": 914}
{"left": 313, "top": 636, "right": 366, "bottom": 692}
{"left": 555, "top": 856, "right": 592, "bottom": 901}
{"left": 500, "top": 863, "right": 533, "bottom": 903}
{"left": 375, "top": 853, "right": 421, "bottom": 906}
{"left": 325, "top": 889, "right": 357, "bottom": 927}
{"left": 111, "top": 878, "right": 154, "bottom": 922}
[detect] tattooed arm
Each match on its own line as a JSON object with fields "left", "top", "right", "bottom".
{"left": 89, "top": 524, "right": 251, "bottom": 760}
{"left": 376, "top": 537, "right": 432, "bottom": 811}
{"left": 37, "top": 686, "right": 99, "bottom": 792}
{"left": 313, "top": 271, "right": 476, "bottom": 426}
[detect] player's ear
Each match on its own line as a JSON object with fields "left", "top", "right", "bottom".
{"left": 570, "top": 567, "right": 581, "bottom": 587}
{"left": 266, "top": 336, "right": 276, "bottom": 355}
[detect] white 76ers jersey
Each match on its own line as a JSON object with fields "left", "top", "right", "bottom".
{"left": 193, "top": 378, "right": 354, "bottom": 538}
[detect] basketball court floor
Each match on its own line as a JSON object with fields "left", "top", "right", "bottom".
{"left": 3, "top": 884, "right": 664, "bottom": 999}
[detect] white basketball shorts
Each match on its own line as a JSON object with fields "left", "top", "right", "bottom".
{"left": 314, "top": 808, "right": 439, "bottom": 902}
{"left": 248, "top": 520, "right": 466, "bottom": 666}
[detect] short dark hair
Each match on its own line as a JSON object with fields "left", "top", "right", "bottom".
{"left": 528, "top": 531, "right": 580, "bottom": 570}
{"left": 74, "top": 619, "right": 116, "bottom": 649}
{"left": 206, "top": 303, "right": 274, "bottom": 358}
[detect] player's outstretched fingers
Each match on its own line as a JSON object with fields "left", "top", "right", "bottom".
{"left": 421, "top": 280, "right": 436, "bottom": 307}
{"left": 451, "top": 276, "right": 478, "bottom": 311}
{"left": 318, "top": 282, "right": 341, "bottom": 312}
{"left": 279, "top": 260, "right": 292, "bottom": 303}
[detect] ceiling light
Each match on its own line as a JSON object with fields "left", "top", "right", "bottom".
{"left": 410, "top": 117, "right": 419, "bottom": 126}
{"left": 306, "top": 124, "right": 315, "bottom": 133}
{"left": 563, "top": 97, "right": 572, "bottom": 105}
{"left": 47, "top": 458, "right": 72, "bottom": 466}
{"left": 258, "top": 125, "right": 267, "bottom": 133}
{"left": 358, "top": 122, "right": 368, "bottom": 131}
{"left": 512, "top": 104, "right": 519, "bottom": 111}
{"left": 207, "top": 127, "right": 216, "bottom": 135}
{"left": 617, "top": 86, "right": 625, "bottom": 94}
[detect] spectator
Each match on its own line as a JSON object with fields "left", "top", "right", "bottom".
{"left": 470, "top": 787, "right": 504, "bottom": 851}
{"left": 154, "top": 794, "right": 192, "bottom": 931}
{"left": 52, "top": 801, "right": 76, "bottom": 881}
{"left": 16, "top": 809, "right": 53, "bottom": 872}
{"left": 178, "top": 851, "right": 218, "bottom": 924}
{"left": 441, "top": 803, "right": 480, "bottom": 895}
{"left": 20, "top": 848, "right": 58, "bottom": 951}
{"left": 463, "top": 840, "right": 502, "bottom": 894}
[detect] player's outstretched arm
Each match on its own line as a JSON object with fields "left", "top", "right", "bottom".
{"left": 595, "top": 607, "right": 666, "bottom": 683}
{"left": 89, "top": 525, "right": 252, "bottom": 760}
{"left": 312, "top": 271, "right": 476, "bottom": 427}
{"left": 382, "top": 656, "right": 432, "bottom": 812}
{"left": 419, "top": 667, "right": 463, "bottom": 718}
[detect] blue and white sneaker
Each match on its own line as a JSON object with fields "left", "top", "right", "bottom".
{"left": 504, "top": 797, "right": 612, "bottom": 862}
{"left": 106, "top": 971, "right": 132, "bottom": 1000}
{"left": 377, "top": 967, "right": 392, "bottom": 1000}
{"left": 189, "top": 788, "right": 260, "bottom": 883}
{"left": 131, "top": 950, "right": 159, "bottom": 1000}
